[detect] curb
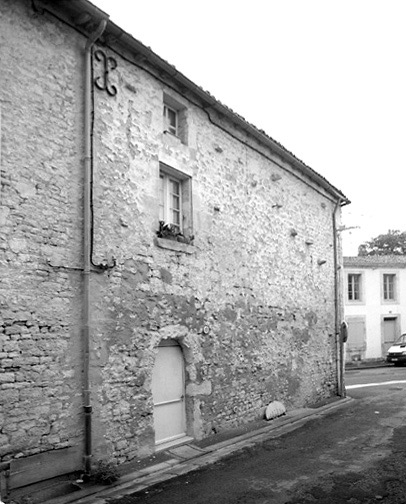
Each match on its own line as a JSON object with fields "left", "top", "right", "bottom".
{"left": 44, "top": 396, "right": 354, "bottom": 504}
{"left": 345, "top": 364, "right": 392, "bottom": 371}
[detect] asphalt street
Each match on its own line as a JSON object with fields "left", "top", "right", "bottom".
{"left": 107, "top": 366, "right": 406, "bottom": 504}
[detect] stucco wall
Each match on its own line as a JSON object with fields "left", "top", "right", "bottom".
{"left": 0, "top": 0, "right": 343, "bottom": 476}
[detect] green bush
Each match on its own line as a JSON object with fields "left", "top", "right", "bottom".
{"left": 91, "top": 460, "right": 120, "bottom": 485}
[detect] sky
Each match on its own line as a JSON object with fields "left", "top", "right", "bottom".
{"left": 91, "top": 0, "right": 406, "bottom": 255}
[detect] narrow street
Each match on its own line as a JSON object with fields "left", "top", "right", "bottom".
{"left": 109, "top": 367, "right": 406, "bottom": 504}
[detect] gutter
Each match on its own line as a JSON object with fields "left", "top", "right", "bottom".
{"left": 83, "top": 18, "right": 108, "bottom": 476}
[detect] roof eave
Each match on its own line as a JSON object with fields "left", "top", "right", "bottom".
{"left": 39, "top": 0, "right": 350, "bottom": 204}
{"left": 116, "top": 29, "right": 350, "bottom": 204}
{"left": 113, "top": 28, "right": 349, "bottom": 203}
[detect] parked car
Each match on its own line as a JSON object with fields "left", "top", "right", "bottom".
{"left": 386, "top": 334, "right": 406, "bottom": 366}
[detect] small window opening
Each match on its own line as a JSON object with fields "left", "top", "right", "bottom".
{"left": 163, "top": 105, "right": 178, "bottom": 136}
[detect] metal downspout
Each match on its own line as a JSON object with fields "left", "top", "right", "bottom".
{"left": 332, "top": 198, "right": 344, "bottom": 397}
{"left": 83, "top": 19, "right": 107, "bottom": 476}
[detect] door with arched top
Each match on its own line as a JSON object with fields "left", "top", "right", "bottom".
{"left": 151, "top": 339, "right": 186, "bottom": 446}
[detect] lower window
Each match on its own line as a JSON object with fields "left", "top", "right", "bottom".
{"left": 158, "top": 163, "right": 193, "bottom": 242}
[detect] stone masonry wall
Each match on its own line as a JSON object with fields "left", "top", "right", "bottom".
{"left": 89, "top": 44, "right": 342, "bottom": 462}
{"left": 0, "top": 0, "right": 344, "bottom": 475}
{"left": 0, "top": 0, "right": 85, "bottom": 466}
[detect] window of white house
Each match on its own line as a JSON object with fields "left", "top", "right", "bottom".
{"left": 348, "top": 274, "right": 362, "bottom": 301}
{"left": 383, "top": 274, "right": 396, "bottom": 301}
{"left": 158, "top": 163, "right": 193, "bottom": 243}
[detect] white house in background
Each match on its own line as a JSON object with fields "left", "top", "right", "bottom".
{"left": 344, "top": 255, "right": 406, "bottom": 362}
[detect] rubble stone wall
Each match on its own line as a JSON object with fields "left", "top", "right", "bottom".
{"left": 0, "top": 0, "right": 343, "bottom": 473}
{"left": 89, "top": 46, "right": 341, "bottom": 462}
{"left": 0, "top": 0, "right": 85, "bottom": 464}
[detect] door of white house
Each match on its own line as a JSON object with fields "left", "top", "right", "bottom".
{"left": 346, "top": 317, "right": 366, "bottom": 361}
{"left": 151, "top": 339, "right": 186, "bottom": 447}
{"left": 382, "top": 317, "right": 398, "bottom": 355}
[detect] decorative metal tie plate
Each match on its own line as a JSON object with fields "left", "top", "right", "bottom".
{"left": 94, "top": 49, "right": 117, "bottom": 96}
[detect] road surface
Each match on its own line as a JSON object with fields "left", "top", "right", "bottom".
{"left": 110, "top": 366, "right": 406, "bottom": 504}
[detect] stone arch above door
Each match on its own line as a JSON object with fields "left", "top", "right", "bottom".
{"left": 149, "top": 325, "right": 212, "bottom": 443}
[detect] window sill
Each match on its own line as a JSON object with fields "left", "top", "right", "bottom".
{"left": 162, "top": 131, "right": 186, "bottom": 147}
{"left": 163, "top": 130, "right": 179, "bottom": 139}
{"left": 155, "top": 237, "right": 194, "bottom": 254}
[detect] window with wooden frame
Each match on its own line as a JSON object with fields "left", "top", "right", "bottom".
{"left": 158, "top": 164, "right": 193, "bottom": 242}
{"left": 163, "top": 94, "right": 188, "bottom": 144}
{"left": 163, "top": 104, "right": 178, "bottom": 136}
{"left": 348, "top": 273, "right": 362, "bottom": 301}
{"left": 159, "top": 171, "right": 181, "bottom": 231}
{"left": 383, "top": 273, "right": 396, "bottom": 301}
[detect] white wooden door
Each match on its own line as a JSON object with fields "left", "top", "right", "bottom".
{"left": 382, "top": 317, "right": 398, "bottom": 354}
{"left": 151, "top": 340, "right": 186, "bottom": 445}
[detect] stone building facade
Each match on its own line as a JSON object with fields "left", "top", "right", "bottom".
{"left": 0, "top": 0, "right": 349, "bottom": 489}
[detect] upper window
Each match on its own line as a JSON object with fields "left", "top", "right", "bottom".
{"left": 383, "top": 273, "right": 396, "bottom": 301}
{"left": 163, "top": 93, "right": 188, "bottom": 144}
{"left": 348, "top": 273, "right": 362, "bottom": 301}
{"left": 163, "top": 104, "right": 178, "bottom": 136}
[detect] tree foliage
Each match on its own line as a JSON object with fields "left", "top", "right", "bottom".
{"left": 358, "top": 229, "right": 406, "bottom": 256}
